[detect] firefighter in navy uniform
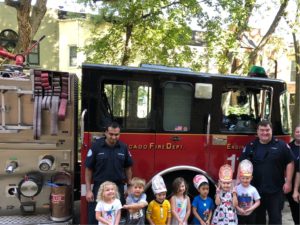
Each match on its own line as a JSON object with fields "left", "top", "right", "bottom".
{"left": 239, "top": 120, "right": 294, "bottom": 225}
{"left": 85, "top": 122, "right": 133, "bottom": 225}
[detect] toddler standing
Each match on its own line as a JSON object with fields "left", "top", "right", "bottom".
{"left": 212, "top": 164, "right": 238, "bottom": 225}
{"left": 170, "top": 177, "right": 191, "bottom": 225}
{"left": 123, "top": 177, "right": 148, "bottom": 225}
{"left": 236, "top": 159, "right": 260, "bottom": 225}
{"left": 192, "top": 174, "right": 214, "bottom": 225}
{"left": 95, "top": 181, "right": 122, "bottom": 225}
{"left": 146, "top": 175, "right": 171, "bottom": 225}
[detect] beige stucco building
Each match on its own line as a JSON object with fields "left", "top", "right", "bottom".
{"left": 58, "top": 18, "right": 90, "bottom": 76}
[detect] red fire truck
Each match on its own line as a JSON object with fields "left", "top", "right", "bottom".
{"left": 79, "top": 63, "right": 291, "bottom": 224}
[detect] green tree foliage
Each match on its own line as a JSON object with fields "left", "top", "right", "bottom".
{"left": 81, "top": 0, "right": 206, "bottom": 68}
{"left": 199, "top": 0, "right": 290, "bottom": 74}
{"left": 81, "top": 0, "right": 292, "bottom": 77}
{"left": 193, "top": 0, "right": 256, "bottom": 74}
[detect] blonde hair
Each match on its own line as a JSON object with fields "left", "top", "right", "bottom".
{"left": 96, "top": 181, "right": 120, "bottom": 202}
{"left": 131, "top": 177, "right": 146, "bottom": 188}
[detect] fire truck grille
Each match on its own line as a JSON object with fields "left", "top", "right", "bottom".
{"left": 0, "top": 214, "right": 71, "bottom": 225}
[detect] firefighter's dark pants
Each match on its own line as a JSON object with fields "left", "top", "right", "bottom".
{"left": 256, "top": 191, "right": 284, "bottom": 225}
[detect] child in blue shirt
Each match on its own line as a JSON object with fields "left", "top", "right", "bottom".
{"left": 192, "top": 174, "right": 214, "bottom": 225}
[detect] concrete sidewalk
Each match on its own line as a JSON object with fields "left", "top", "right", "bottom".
{"left": 283, "top": 200, "right": 294, "bottom": 224}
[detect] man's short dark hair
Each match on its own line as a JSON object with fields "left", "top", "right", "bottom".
{"left": 257, "top": 120, "right": 272, "bottom": 128}
{"left": 105, "top": 121, "right": 121, "bottom": 131}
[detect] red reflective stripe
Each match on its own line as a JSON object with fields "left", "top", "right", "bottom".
{"left": 58, "top": 75, "right": 69, "bottom": 121}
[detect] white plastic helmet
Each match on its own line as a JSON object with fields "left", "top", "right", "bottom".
{"left": 151, "top": 175, "right": 167, "bottom": 194}
{"left": 239, "top": 159, "right": 253, "bottom": 177}
{"left": 193, "top": 174, "right": 209, "bottom": 189}
{"left": 219, "top": 164, "right": 233, "bottom": 182}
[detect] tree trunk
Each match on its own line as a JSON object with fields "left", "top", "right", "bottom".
{"left": 121, "top": 24, "right": 133, "bottom": 66}
{"left": 229, "top": 0, "right": 256, "bottom": 73}
{"left": 16, "top": 1, "right": 32, "bottom": 53}
{"left": 5, "top": 0, "right": 47, "bottom": 54}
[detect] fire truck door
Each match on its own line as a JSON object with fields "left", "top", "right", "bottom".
{"left": 154, "top": 81, "right": 207, "bottom": 172}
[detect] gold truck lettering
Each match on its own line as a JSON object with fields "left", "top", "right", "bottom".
{"left": 129, "top": 143, "right": 183, "bottom": 150}
{"left": 227, "top": 144, "right": 244, "bottom": 150}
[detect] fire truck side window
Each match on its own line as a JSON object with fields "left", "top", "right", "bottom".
{"left": 163, "top": 82, "right": 192, "bottom": 131}
{"left": 280, "top": 91, "right": 291, "bottom": 134}
{"left": 103, "top": 80, "right": 152, "bottom": 129}
{"left": 220, "top": 88, "right": 270, "bottom": 133}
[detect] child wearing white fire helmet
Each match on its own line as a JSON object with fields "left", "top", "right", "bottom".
{"left": 236, "top": 159, "right": 260, "bottom": 225}
{"left": 212, "top": 164, "right": 238, "bottom": 225}
{"left": 146, "top": 175, "right": 171, "bottom": 225}
{"left": 192, "top": 174, "right": 214, "bottom": 225}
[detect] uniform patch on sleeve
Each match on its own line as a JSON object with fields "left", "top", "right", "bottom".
{"left": 87, "top": 149, "right": 93, "bottom": 157}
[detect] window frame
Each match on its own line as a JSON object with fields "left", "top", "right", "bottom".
{"left": 102, "top": 79, "right": 153, "bottom": 130}
{"left": 27, "top": 40, "right": 40, "bottom": 65}
{"left": 162, "top": 81, "right": 193, "bottom": 132}
{"left": 69, "top": 45, "right": 78, "bottom": 67}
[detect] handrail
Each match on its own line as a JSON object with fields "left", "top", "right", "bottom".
{"left": 81, "top": 109, "right": 87, "bottom": 144}
{"left": 206, "top": 114, "right": 211, "bottom": 145}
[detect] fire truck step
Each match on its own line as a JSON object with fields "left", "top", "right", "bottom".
{"left": 0, "top": 214, "right": 72, "bottom": 225}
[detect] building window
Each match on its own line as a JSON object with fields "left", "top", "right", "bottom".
{"left": 291, "top": 61, "right": 296, "bottom": 82}
{"left": 27, "top": 41, "right": 40, "bottom": 65}
{"left": 69, "top": 46, "right": 77, "bottom": 67}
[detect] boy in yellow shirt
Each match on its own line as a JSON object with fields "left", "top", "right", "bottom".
{"left": 146, "top": 175, "right": 171, "bottom": 225}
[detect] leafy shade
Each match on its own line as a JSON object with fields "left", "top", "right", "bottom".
{"left": 82, "top": 0, "right": 205, "bottom": 68}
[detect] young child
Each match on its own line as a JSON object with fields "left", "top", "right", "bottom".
{"left": 170, "top": 177, "right": 191, "bottom": 225}
{"left": 236, "top": 159, "right": 260, "bottom": 225}
{"left": 123, "top": 177, "right": 148, "bottom": 225}
{"left": 192, "top": 174, "right": 214, "bottom": 225}
{"left": 95, "top": 181, "right": 122, "bottom": 225}
{"left": 212, "top": 164, "right": 238, "bottom": 225}
{"left": 146, "top": 175, "right": 171, "bottom": 225}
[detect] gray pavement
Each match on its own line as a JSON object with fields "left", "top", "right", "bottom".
{"left": 283, "top": 200, "right": 294, "bottom": 225}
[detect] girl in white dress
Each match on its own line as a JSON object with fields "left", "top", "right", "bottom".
{"left": 212, "top": 164, "right": 238, "bottom": 225}
{"left": 170, "top": 177, "right": 191, "bottom": 225}
{"left": 95, "top": 181, "right": 122, "bottom": 225}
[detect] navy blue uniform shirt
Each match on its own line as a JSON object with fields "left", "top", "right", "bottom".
{"left": 85, "top": 137, "right": 133, "bottom": 185}
{"left": 289, "top": 140, "right": 300, "bottom": 173}
{"left": 240, "top": 137, "right": 294, "bottom": 194}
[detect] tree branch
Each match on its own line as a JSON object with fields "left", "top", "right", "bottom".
{"left": 142, "top": 1, "right": 181, "bottom": 19}
{"left": 4, "top": 0, "right": 22, "bottom": 8}
{"left": 30, "top": 0, "right": 47, "bottom": 38}
{"left": 249, "top": 0, "right": 289, "bottom": 65}
{"left": 257, "top": 0, "right": 288, "bottom": 49}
